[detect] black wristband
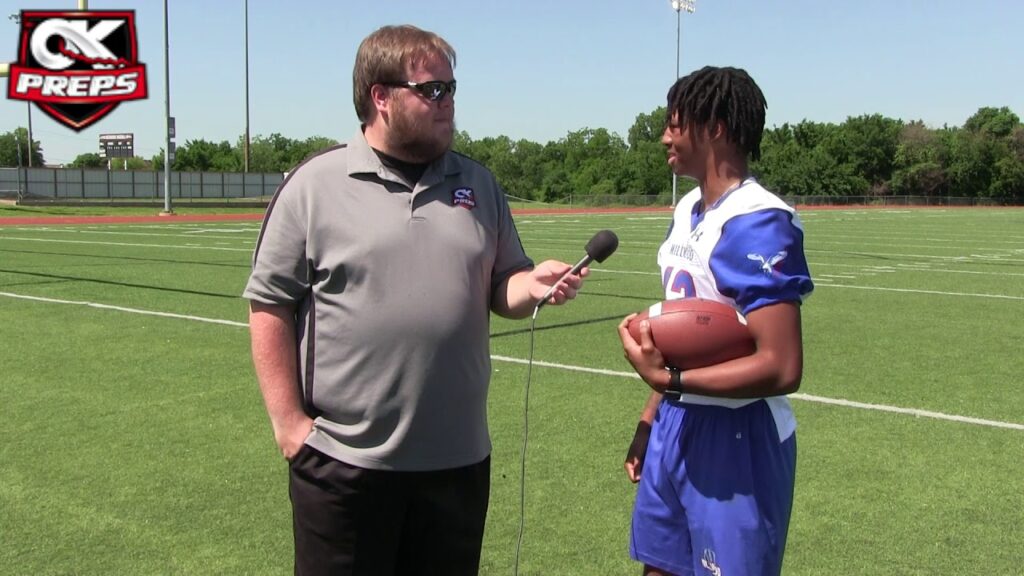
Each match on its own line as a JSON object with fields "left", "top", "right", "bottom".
{"left": 665, "top": 368, "right": 683, "bottom": 398}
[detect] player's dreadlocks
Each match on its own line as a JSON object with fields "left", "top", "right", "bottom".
{"left": 667, "top": 66, "right": 767, "bottom": 161}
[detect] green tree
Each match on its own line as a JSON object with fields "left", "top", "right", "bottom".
{"left": 560, "top": 128, "right": 628, "bottom": 196}
{"left": 792, "top": 121, "right": 834, "bottom": 149}
{"left": 97, "top": 103, "right": 1024, "bottom": 202}
{"left": 69, "top": 152, "right": 105, "bottom": 168}
{"left": 488, "top": 138, "right": 546, "bottom": 201}
{"left": 959, "top": 107, "right": 1024, "bottom": 200}
{"left": 824, "top": 114, "right": 902, "bottom": 189}
{"left": 990, "top": 154, "right": 1024, "bottom": 200}
{"left": 627, "top": 107, "right": 667, "bottom": 149}
{"left": 890, "top": 121, "right": 950, "bottom": 196}
{"left": 756, "top": 120, "right": 874, "bottom": 197}
{"left": 478, "top": 136, "right": 522, "bottom": 196}
{"left": 755, "top": 136, "right": 868, "bottom": 197}
{"left": 0, "top": 128, "right": 45, "bottom": 167}
{"left": 125, "top": 157, "right": 150, "bottom": 170}
{"left": 538, "top": 140, "right": 570, "bottom": 202}
{"left": 945, "top": 129, "right": 993, "bottom": 198}
{"left": 622, "top": 140, "right": 672, "bottom": 197}
{"left": 175, "top": 139, "right": 239, "bottom": 171}
{"left": 286, "top": 136, "right": 339, "bottom": 168}
{"left": 1011, "top": 125, "right": 1024, "bottom": 157}
{"left": 249, "top": 133, "right": 302, "bottom": 172}
{"left": 151, "top": 149, "right": 167, "bottom": 172}
{"left": 451, "top": 130, "right": 474, "bottom": 154}
{"left": 964, "top": 106, "right": 1020, "bottom": 138}
{"left": 453, "top": 134, "right": 547, "bottom": 201}
{"left": 623, "top": 106, "right": 675, "bottom": 198}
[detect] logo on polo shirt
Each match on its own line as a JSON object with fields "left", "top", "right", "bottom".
{"left": 452, "top": 187, "right": 476, "bottom": 210}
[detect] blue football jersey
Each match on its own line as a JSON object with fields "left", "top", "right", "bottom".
{"left": 656, "top": 178, "right": 813, "bottom": 437}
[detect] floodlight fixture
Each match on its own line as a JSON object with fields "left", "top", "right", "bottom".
{"left": 671, "top": 0, "right": 696, "bottom": 14}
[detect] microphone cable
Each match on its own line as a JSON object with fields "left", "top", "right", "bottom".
{"left": 511, "top": 230, "right": 617, "bottom": 576}
{"left": 513, "top": 303, "right": 540, "bottom": 576}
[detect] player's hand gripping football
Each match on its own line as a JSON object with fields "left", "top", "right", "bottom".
{"left": 618, "top": 313, "right": 668, "bottom": 392}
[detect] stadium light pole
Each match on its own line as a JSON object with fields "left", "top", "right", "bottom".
{"left": 13, "top": 130, "right": 24, "bottom": 202}
{"left": 26, "top": 101, "right": 35, "bottom": 166}
{"left": 162, "top": 0, "right": 173, "bottom": 214}
{"left": 8, "top": 13, "right": 33, "bottom": 167}
{"left": 26, "top": 103, "right": 33, "bottom": 167}
{"left": 669, "top": 0, "right": 695, "bottom": 207}
{"left": 244, "top": 0, "right": 251, "bottom": 173}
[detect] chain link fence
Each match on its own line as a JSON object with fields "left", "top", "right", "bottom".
{"left": 557, "top": 194, "right": 1018, "bottom": 208}
{"left": 0, "top": 167, "right": 283, "bottom": 205}
{"left": 2, "top": 170, "right": 1018, "bottom": 208}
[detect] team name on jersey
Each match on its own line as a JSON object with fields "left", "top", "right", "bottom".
{"left": 667, "top": 241, "right": 698, "bottom": 262}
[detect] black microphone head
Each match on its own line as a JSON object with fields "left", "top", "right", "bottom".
{"left": 585, "top": 230, "right": 619, "bottom": 263}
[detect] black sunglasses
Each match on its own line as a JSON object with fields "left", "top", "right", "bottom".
{"left": 383, "top": 79, "right": 457, "bottom": 102}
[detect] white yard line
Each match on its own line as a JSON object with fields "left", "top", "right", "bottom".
{"left": 0, "top": 236, "right": 252, "bottom": 252}
{"left": 2, "top": 290, "right": 1021, "bottom": 432}
{"left": 0, "top": 292, "right": 249, "bottom": 327}
{"left": 491, "top": 356, "right": 1024, "bottom": 431}
{"left": 822, "top": 284, "right": 1024, "bottom": 300}
{"left": 2, "top": 234, "right": 1021, "bottom": 302}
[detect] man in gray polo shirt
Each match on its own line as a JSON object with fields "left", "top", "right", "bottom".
{"left": 243, "top": 25, "right": 587, "bottom": 576}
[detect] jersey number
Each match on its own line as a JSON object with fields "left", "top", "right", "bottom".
{"left": 662, "top": 267, "right": 695, "bottom": 297}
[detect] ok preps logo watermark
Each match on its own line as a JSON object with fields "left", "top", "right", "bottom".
{"left": 6, "top": 10, "right": 148, "bottom": 131}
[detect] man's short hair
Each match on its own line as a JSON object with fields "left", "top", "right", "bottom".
{"left": 353, "top": 25, "right": 456, "bottom": 123}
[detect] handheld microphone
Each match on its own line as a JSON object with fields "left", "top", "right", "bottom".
{"left": 535, "top": 229, "right": 619, "bottom": 308}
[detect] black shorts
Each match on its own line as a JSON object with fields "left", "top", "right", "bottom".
{"left": 288, "top": 446, "right": 490, "bottom": 576}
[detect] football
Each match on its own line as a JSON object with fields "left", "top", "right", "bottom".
{"left": 627, "top": 298, "right": 755, "bottom": 370}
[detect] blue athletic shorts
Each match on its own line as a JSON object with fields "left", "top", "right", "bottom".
{"left": 630, "top": 399, "right": 796, "bottom": 576}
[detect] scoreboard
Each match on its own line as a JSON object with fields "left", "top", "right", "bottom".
{"left": 99, "top": 133, "right": 135, "bottom": 159}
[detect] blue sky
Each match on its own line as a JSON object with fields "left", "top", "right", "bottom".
{"left": 1, "top": 0, "right": 1021, "bottom": 166}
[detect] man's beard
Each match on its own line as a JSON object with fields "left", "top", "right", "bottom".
{"left": 387, "top": 102, "right": 454, "bottom": 163}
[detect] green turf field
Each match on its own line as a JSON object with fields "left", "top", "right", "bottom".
{"left": 2, "top": 207, "right": 1022, "bottom": 575}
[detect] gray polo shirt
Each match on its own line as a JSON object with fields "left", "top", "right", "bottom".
{"left": 243, "top": 131, "right": 533, "bottom": 471}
